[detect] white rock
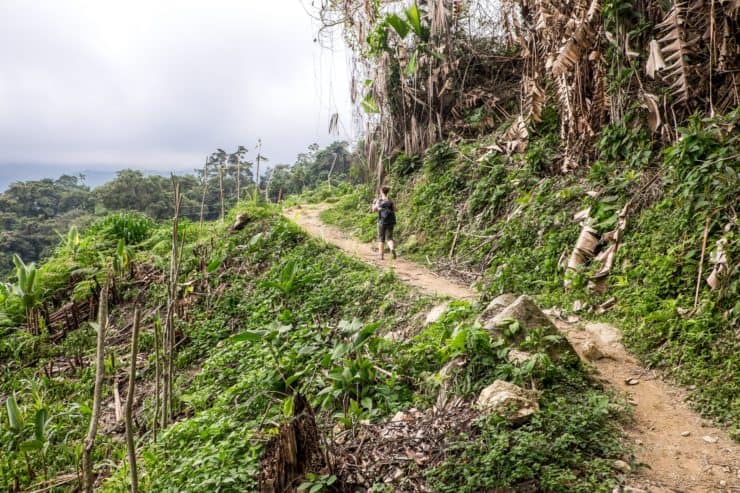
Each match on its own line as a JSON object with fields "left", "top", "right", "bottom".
{"left": 702, "top": 435, "right": 719, "bottom": 443}
{"left": 482, "top": 295, "right": 577, "bottom": 361}
{"left": 477, "top": 294, "right": 518, "bottom": 325}
{"left": 681, "top": 431, "right": 691, "bottom": 437}
{"left": 425, "top": 303, "right": 449, "bottom": 325}
{"left": 476, "top": 380, "right": 539, "bottom": 423}
{"left": 612, "top": 459, "right": 631, "bottom": 473}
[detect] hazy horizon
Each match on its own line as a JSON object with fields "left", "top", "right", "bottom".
{"left": 0, "top": 0, "right": 353, "bottom": 191}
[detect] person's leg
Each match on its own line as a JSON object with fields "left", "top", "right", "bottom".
{"left": 378, "top": 223, "right": 385, "bottom": 259}
{"left": 387, "top": 225, "right": 396, "bottom": 259}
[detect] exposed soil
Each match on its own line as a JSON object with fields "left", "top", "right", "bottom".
{"left": 285, "top": 203, "right": 739, "bottom": 493}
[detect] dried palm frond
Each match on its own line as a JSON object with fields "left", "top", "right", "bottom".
{"left": 646, "top": 39, "right": 667, "bottom": 79}
{"left": 706, "top": 237, "right": 729, "bottom": 290}
{"left": 554, "top": 74, "right": 575, "bottom": 141}
{"left": 523, "top": 75, "right": 546, "bottom": 123}
{"left": 592, "top": 52, "right": 609, "bottom": 122}
{"left": 641, "top": 92, "right": 662, "bottom": 132}
{"left": 657, "top": 3, "right": 695, "bottom": 105}
{"left": 328, "top": 113, "right": 340, "bottom": 134}
{"left": 501, "top": 115, "right": 529, "bottom": 154}
{"left": 551, "top": 0, "right": 601, "bottom": 76}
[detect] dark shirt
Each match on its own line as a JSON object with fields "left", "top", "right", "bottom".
{"left": 377, "top": 199, "right": 396, "bottom": 225}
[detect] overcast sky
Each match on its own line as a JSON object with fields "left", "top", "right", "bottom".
{"left": 0, "top": 0, "right": 353, "bottom": 187}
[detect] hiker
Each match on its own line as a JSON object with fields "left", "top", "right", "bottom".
{"left": 371, "top": 186, "right": 397, "bottom": 260}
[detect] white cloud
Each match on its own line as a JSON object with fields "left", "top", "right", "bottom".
{"left": 0, "top": 0, "right": 353, "bottom": 174}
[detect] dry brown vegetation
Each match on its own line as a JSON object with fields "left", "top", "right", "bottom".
{"left": 317, "top": 0, "right": 738, "bottom": 177}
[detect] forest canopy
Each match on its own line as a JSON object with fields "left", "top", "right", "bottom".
{"left": 0, "top": 141, "right": 354, "bottom": 276}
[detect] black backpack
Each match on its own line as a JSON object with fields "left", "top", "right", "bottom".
{"left": 378, "top": 200, "right": 396, "bottom": 225}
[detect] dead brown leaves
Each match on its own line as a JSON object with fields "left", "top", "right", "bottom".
{"left": 331, "top": 400, "right": 477, "bottom": 492}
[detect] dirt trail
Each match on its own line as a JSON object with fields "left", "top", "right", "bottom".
{"left": 284, "top": 203, "right": 739, "bottom": 493}
{"left": 284, "top": 204, "right": 475, "bottom": 300}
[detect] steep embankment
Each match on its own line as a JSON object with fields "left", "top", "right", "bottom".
{"left": 322, "top": 112, "right": 739, "bottom": 440}
{"left": 288, "top": 203, "right": 739, "bottom": 492}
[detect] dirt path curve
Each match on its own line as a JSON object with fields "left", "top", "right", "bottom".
{"left": 284, "top": 204, "right": 475, "bottom": 300}
{"left": 284, "top": 203, "right": 739, "bottom": 493}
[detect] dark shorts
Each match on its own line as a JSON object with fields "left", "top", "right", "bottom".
{"left": 378, "top": 223, "right": 394, "bottom": 242}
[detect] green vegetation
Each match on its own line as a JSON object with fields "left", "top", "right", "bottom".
{"left": 1, "top": 198, "right": 630, "bottom": 491}
{"left": 0, "top": 142, "right": 355, "bottom": 278}
{"left": 324, "top": 110, "right": 739, "bottom": 436}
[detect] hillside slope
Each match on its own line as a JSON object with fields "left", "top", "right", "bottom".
{"left": 292, "top": 202, "right": 738, "bottom": 491}
{"left": 3, "top": 205, "right": 639, "bottom": 492}
{"left": 322, "top": 111, "right": 739, "bottom": 438}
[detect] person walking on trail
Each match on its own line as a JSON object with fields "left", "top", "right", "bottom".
{"left": 372, "top": 186, "right": 397, "bottom": 260}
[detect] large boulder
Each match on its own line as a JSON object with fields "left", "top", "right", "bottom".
{"left": 477, "top": 295, "right": 577, "bottom": 362}
{"left": 476, "top": 380, "right": 539, "bottom": 423}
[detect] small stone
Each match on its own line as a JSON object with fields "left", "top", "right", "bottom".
{"left": 580, "top": 340, "right": 604, "bottom": 361}
{"left": 625, "top": 378, "right": 640, "bottom": 385}
{"left": 702, "top": 435, "right": 719, "bottom": 443}
{"left": 681, "top": 431, "right": 691, "bottom": 437}
{"left": 635, "top": 439, "right": 643, "bottom": 446}
{"left": 720, "top": 480, "right": 727, "bottom": 487}
{"left": 573, "top": 299, "right": 585, "bottom": 312}
{"left": 612, "top": 459, "right": 631, "bottom": 473}
{"left": 506, "top": 349, "right": 532, "bottom": 364}
{"left": 425, "top": 303, "right": 449, "bottom": 325}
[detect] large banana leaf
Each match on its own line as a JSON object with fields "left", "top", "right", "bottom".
{"left": 6, "top": 393, "right": 23, "bottom": 432}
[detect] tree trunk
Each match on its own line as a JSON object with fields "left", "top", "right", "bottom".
{"left": 255, "top": 139, "right": 262, "bottom": 202}
{"left": 199, "top": 160, "right": 208, "bottom": 228}
{"left": 81, "top": 284, "right": 109, "bottom": 493}
{"left": 218, "top": 166, "right": 225, "bottom": 222}
{"left": 163, "top": 180, "right": 182, "bottom": 427}
{"left": 125, "top": 309, "right": 140, "bottom": 493}
{"left": 236, "top": 161, "right": 241, "bottom": 202}
{"left": 153, "top": 316, "right": 161, "bottom": 442}
{"left": 327, "top": 153, "right": 338, "bottom": 188}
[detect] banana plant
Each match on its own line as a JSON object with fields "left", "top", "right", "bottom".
{"left": 58, "top": 225, "right": 81, "bottom": 257}
{"left": 4, "top": 393, "right": 51, "bottom": 482}
{"left": 262, "top": 259, "right": 301, "bottom": 297}
{"left": 12, "top": 255, "right": 39, "bottom": 331}
{"left": 112, "top": 239, "right": 133, "bottom": 277}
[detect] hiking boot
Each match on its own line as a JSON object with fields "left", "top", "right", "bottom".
{"left": 391, "top": 249, "right": 397, "bottom": 259}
